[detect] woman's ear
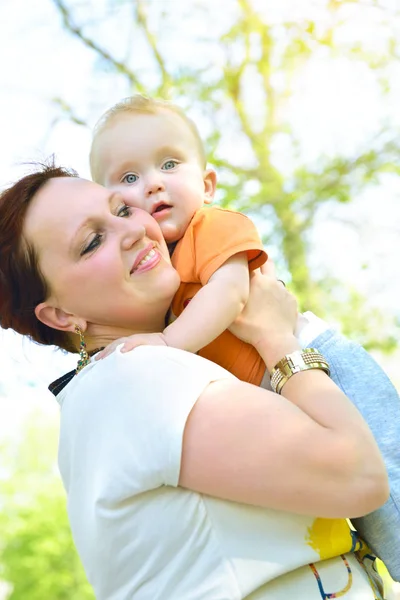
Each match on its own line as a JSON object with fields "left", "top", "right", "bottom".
{"left": 203, "top": 168, "right": 217, "bottom": 204}
{"left": 35, "top": 302, "right": 84, "bottom": 333}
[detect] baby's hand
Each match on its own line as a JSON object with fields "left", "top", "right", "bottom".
{"left": 96, "top": 333, "right": 167, "bottom": 360}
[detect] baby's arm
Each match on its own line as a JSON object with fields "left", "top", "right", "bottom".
{"left": 163, "top": 252, "right": 249, "bottom": 354}
{"left": 97, "top": 252, "right": 250, "bottom": 361}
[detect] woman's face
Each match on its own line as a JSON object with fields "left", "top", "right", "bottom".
{"left": 23, "top": 177, "right": 180, "bottom": 338}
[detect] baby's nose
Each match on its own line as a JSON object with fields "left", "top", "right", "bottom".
{"left": 145, "top": 173, "right": 165, "bottom": 196}
{"left": 147, "top": 183, "right": 164, "bottom": 195}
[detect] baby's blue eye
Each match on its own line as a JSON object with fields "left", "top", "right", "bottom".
{"left": 162, "top": 160, "right": 177, "bottom": 170}
{"left": 122, "top": 173, "right": 138, "bottom": 184}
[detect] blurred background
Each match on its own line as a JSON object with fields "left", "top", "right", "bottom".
{"left": 0, "top": 0, "right": 399, "bottom": 597}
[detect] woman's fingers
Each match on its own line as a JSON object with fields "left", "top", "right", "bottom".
{"left": 230, "top": 261, "right": 298, "bottom": 347}
{"left": 260, "top": 259, "right": 277, "bottom": 278}
{"left": 260, "top": 259, "right": 286, "bottom": 287}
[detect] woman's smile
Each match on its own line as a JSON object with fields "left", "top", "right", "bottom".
{"left": 130, "top": 245, "right": 161, "bottom": 275}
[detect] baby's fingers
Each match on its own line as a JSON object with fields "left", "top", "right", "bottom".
{"left": 120, "top": 339, "right": 146, "bottom": 353}
{"left": 96, "top": 341, "right": 125, "bottom": 360}
{"left": 96, "top": 347, "right": 113, "bottom": 360}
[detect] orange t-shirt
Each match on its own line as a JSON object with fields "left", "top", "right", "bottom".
{"left": 171, "top": 206, "right": 268, "bottom": 386}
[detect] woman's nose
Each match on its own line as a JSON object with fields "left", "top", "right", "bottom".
{"left": 120, "top": 220, "right": 146, "bottom": 250}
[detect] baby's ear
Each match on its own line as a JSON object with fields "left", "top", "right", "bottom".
{"left": 203, "top": 168, "right": 217, "bottom": 204}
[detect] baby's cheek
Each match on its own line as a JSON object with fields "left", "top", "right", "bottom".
{"left": 159, "top": 219, "right": 183, "bottom": 244}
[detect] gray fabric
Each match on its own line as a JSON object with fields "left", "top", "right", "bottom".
{"left": 312, "top": 329, "right": 400, "bottom": 581}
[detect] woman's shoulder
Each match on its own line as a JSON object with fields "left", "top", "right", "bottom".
{"left": 105, "top": 345, "right": 234, "bottom": 376}
{"left": 58, "top": 345, "right": 235, "bottom": 406}
{"left": 56, "top": 346, "right": 237, "bottom": 492}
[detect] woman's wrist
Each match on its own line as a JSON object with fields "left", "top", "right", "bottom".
{"left": 255, "top": 334, "right": 301, "bottom": 373}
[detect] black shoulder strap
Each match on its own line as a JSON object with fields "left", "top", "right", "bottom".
{"left": 49, "top": 370, "right": 76, "bottom": 397}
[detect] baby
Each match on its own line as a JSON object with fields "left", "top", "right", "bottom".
{"left": 90, "top": 95, "right": 268, "bottom": 384}
{"left": 90, "top": 95, "right": 400, "bottom": 581}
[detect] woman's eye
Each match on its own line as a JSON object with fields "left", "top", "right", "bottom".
{"left": 122, "top": 173, "right": 138, "bottom": 184}
{"left": 81, "top": 233, "right": 102, "bottom": 256}
{"left": 162, "top": 160, "right": 177, "bottom": 171}
{"left": 117, "top": 205, "right": 132, "bottom": 218}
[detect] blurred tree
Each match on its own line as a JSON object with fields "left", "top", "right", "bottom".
{"left": 0, "top": 414, "right": 94, "bottom": 600}
{"left": 51, "top": 0, "right": 400, "bottom": 351}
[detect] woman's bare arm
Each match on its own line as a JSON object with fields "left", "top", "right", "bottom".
{"left": 179, "top": 266, "right": 389, "bottom": 518}
{"left": 179, "top": 369, "right": 388, "bottom": 518}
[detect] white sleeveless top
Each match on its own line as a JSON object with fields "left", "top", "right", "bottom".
{"left": 56, "top": 346, "right": 382, "bottom": 599}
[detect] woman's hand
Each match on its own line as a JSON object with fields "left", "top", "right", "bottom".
{"left": 229, "top": 260, "right": 298, "bottom": 353}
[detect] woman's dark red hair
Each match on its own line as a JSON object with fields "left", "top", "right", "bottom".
{"left": 0, "top": 161, "right": 78, "bottom": 353}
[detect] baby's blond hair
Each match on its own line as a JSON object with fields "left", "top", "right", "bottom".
{"left": 90, "top": 95, "right": 207, "bottom": 183}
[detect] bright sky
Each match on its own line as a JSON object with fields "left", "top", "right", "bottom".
{"left": 0, "top": 0, "right": 399, "bottom": 439}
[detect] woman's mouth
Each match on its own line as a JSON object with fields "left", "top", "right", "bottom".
{"left": 131, "top": 246, "right": 161, "bottom": 275}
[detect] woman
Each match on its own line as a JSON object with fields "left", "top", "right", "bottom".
{"left": 0, "top": 164, "right": 390, "bottom": 599}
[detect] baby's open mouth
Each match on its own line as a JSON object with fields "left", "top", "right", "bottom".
{"left": 153, "top": 203, "right": 171, "bottom": 214}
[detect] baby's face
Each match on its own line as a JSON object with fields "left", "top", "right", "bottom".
{"left": 92, "top": 111, "right": 216, "bottom": 243}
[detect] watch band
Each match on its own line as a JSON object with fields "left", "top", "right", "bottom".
{"left": 270, "top": 348, "right": 330, "bottom": 394}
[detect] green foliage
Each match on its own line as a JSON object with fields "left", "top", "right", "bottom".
{"left": 51, "top": 0, "right": 400, "bottom": 353}
{"left": 0, "top": 415, "right": 94, "bottom": 600}
{"left": 290, "top": 275, "right": 399, "bottom": 353}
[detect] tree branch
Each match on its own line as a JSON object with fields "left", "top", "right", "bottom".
{"left": 52, "top": 97, "right": 89, "bottom": 127}
{"left": 51, "top": 0, "right": 146, "bottom": 92}
{"left": 210, "top": 156, "right": 258, "bottom": 178}
{"left": 135, "top": 0, "right": 172, "bottom": 97}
